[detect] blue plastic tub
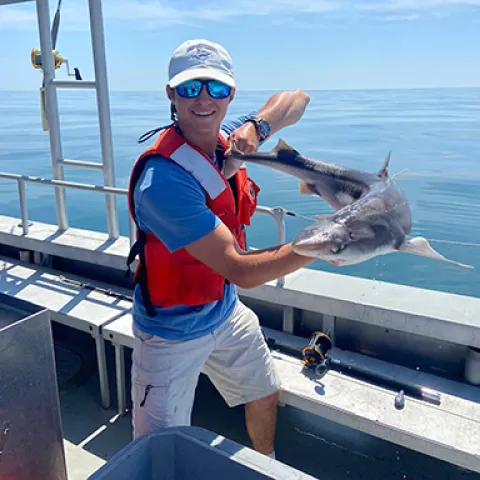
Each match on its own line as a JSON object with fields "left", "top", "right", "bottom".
{"left": 89, "top": 426, "right": 317, "bottom": 479}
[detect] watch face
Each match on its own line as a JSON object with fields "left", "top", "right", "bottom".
{"left": 246, "top": 116, "right": 270, "bottom": 139}
{"left": 257, "top": 119, "right": 270, "bottom": 138}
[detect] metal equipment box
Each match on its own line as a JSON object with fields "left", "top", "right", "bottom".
{"left": 0, "top": 293, "right": 67, "bottom": 480}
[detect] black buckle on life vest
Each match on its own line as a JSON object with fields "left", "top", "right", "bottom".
{"left": 125, "top": 229, "right": 157, "bottom": 317}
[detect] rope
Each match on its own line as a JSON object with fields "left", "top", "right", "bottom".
{"left": 421, "top": 239, "right": 480, "bottom": 248}
{"left": 283, "top": 210, "right": 480, "bottom": 248}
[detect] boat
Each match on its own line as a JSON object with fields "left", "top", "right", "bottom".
{"left": 0, "top": 1, "right": 479, "bottom": 479}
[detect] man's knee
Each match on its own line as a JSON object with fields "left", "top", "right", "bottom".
{"left": 247, "top": 390, "right": 279, "bottom": 410}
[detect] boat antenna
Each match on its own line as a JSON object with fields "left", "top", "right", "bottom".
{"left": 51, "top": 0, "right": 62, "bottom": 51}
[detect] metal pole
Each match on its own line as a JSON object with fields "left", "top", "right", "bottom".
{"left": 17, "top": 180, "right": 29, "bottom": 235}
{"left": 35, "top": 0, "right": 68, "bottom": 231}
{"left": 128, "top": 216, "right": 136, "bottom": 247}
{"left": 255, "top": 206, "right": 287, "bottom": 287}
{"left": 272, "top": 207, "right": 287, "bottom": 245}
{"left": 88, "top": 0, "right": 119, "bottom": 240}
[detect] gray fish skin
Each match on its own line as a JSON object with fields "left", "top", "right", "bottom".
{"left": 228, "top": 139, "right": 374, "bottom": 210}
{"left": 227, "top": 139, "right": 472, "bottom": 269}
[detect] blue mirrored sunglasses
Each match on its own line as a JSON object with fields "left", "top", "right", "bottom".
{"left": 175, "top": 79, "right": 232, "bottom": 99}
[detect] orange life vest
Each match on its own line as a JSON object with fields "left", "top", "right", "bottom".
{"left": 127, "top": 125, "right": 259, "bottom": 315}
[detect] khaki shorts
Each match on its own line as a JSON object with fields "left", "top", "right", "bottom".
{"left": 131, "top": 300, "right": 280, "bottom": 439}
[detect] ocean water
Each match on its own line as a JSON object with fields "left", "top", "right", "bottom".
{"left": 0, "top": 88, "right": 479, "bottom": 298}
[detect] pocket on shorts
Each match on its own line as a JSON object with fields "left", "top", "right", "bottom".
{"left": 132, "top": 331, "right": 172, "bottom": 388}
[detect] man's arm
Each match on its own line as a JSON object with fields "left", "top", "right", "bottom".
{"left": 255, "top": 89, "right": 311, "bottom": 137}
{"left": 136, "top": 163, "right": 313, "bottom": 290}
{"left": 224, "top": 89, "right": 310, "bottom": 155}
{"left": 185, "top": 222, "right": 313, "bottom": 290}
{"left": 185, "top": 90, "right": 313, "bottom": 288}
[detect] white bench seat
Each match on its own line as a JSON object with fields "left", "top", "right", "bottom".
{"left": 0, "top": 256, "right": 132, "bottom": 408}
{"left": 273, "top": 350, "right": 479, "bottom": 474}
{"left": 239, "top": 269, "right": 480, "bottom": 348}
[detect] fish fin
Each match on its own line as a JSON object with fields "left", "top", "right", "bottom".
{"left": 398, "top": 237, "right": 474, "bottom": 269}
{"left": 273, "top": 138, "right": 298, "bottom": 154}
{"left": 377, "top": 150, "right": 391, "bottom": 178}
{"left": 349, "top": 224, "right": 376, "bottom": 241}
{"left": 300, "top": 181, "right": 314, "bottom": 195}
{"left": 228, "top": 139, "right": 243, "bottom": 156}
{"left": 223, "top": 158, "right": 244, "bottom": 179}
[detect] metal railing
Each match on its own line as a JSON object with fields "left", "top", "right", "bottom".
{"left": 18, "top": 0, "right": 120, "bottom": 238}
{"left": 0, "top": 172, "right": 288, "bottom": 285}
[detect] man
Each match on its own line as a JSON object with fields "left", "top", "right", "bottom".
{"left": 127, "top": 39, "right": 312, "bottom": 459}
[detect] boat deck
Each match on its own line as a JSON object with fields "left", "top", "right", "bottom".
{"left": 1, "top": 253, "right": 479, "bottom": 479}
{"left": 57, "top": 334, "right": 478, "bottom": 480}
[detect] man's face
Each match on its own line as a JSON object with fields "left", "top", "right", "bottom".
{"left": 166, "top": 79, "right": 235, "bottom": 136}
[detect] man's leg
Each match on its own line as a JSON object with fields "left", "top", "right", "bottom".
{"left": 131, "top": 327, "right": 214, "bottom": 439}
{"left": 202, "top": 301, "right": 281, "bottom": 456}
{"left": 245, "top": 391, "right": 279, "bottom": 454}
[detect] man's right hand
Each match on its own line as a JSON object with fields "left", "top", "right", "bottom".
{"left": 185, "top": 222, "right": 314, "bottom": 289}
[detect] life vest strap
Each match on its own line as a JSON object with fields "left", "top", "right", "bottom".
{"left": 125, "top": 229, "right": 157, "bottom": 317}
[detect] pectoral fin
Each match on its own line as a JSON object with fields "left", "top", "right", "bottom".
{"left": 398, "top": 237, "right": 474, "bottom": 269}
{"left": 349, "top": 223, "right": 376, "bottom": 241}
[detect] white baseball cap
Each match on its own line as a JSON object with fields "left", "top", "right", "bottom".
{"left": 168, "top": 39, "right": 235, "bottom": 89}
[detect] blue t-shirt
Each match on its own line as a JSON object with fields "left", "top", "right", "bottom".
{"left": 132, "top": 112, "right": 258, "bottom": 340}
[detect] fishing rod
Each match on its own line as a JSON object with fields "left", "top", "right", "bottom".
{"left": 301, "top": 331, "right": 441, "bottom": 407}
{"left": 30, "top": 0, "right": 83, "bottom": 130}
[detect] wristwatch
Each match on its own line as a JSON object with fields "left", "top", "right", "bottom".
{"left": 245, "top": 115, "right": 271, "bottom": 142}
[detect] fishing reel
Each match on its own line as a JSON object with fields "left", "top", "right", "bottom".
{"left": 31, "top": 49, "right": 82, "bottom": 79}
{"left": 30, "top": 48, "right": 63, "bottom": 70}
{"left": 301, "top": 331, "right": 333, "bottom": 378}
{"left": 30, "top": 48, "right": 83, "bottom": 131}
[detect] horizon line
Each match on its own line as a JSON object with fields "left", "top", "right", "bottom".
{"left": 1, "top": 85, "right": 479, "bottom": 93}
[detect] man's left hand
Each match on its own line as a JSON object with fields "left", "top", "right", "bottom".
{"left": 225, "top": 121, "right": 259, "bottom": 156}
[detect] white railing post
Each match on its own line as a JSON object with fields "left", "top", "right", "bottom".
{"left": 254, "top": 206, "right": 287, "bottom": 287}
{"left": 17, "top": 180, "right": 29, "bottom": 235}
{"left": 272, "top": 207, "right": 287, "bottom": 245}
{"left": 128, "top": 216, "right": 137, "bottom": 247}
{"left": 88, "top": 0, "right": 119, "bottom": 240}
{"left": 35, "top": 0, "right": 68, "bottom": 231}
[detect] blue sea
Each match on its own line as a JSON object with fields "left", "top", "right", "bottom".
{"left": 1, "top": 88, "right": 479, "bottom": 298}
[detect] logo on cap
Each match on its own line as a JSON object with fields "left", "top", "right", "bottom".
{"left": 187, "top": 43, "right": 217, "bottom": 61}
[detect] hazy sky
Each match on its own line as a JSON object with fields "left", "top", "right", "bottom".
{"left": 1, "top": 0, "right": 479, "bottom": 91}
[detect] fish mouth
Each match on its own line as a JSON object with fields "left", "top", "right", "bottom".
{"left": 329, "top": 259, "right": 346, "bottom": 266}
{"left": 292, "top": 241, "right": 338, "bottom": 258}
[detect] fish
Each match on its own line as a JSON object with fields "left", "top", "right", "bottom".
{"left": 227, "top": 140, "right": 472, "bottom": 269}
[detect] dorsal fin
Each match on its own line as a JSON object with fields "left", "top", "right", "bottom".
{"left": 273, "top": 138, "right": 299, "bottom": 155}
{"left": 377, "top": 150, "right": 391, "bottom": 178}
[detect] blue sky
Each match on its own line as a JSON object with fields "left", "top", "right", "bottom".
{"left": 1, "top": 0, "right": 479, "bottom": 91}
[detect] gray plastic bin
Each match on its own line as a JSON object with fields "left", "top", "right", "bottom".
{"left": 89, "top": 426, "right": 317, "bottom": 479}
